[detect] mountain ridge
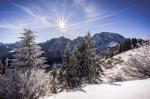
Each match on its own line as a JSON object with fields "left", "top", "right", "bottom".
{"left": 0, "top": 32, "right": 126, "bottom": 64}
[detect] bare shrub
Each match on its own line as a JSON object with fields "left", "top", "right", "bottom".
{"left": 0, "top": 69, "right": 51, "bottom": 99}
{"left": 108, "top": 71, "right": 126, "bottom": 82}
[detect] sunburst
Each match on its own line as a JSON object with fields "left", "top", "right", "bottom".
{"left": 57, "top": 18, "right": 67, "bottom": 32}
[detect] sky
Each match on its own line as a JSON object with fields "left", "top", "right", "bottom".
{"left": 0, "top": 0, "right": 150, "bottom": 43}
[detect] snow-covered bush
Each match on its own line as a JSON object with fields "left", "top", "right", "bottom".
{"left": 0, "top": 69, "right": 23, "bottom": 99}
{"left": 49, "top": 64, "right": 63, "bottom": 94}
{"left": 103, "top": 57, "right": 123, "bottom": 70}
{"left": 108, "top": 71, "right": 126, "bottom": 82}
{"left": 124, "top": 45, "right": 150, "bottom": 79}
{"left": 0, "top": 69, "right": 51, "bottom": 99}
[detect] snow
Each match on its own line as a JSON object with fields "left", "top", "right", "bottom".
{"left": 40, "top": 47, "right": 150, "bottom": 99}
{"left": 103, "top": 47, "right": 145, "bottom": 81}
{"left": 9, "top": 50, "right": 14, "bottom": 53}
{"left": 41, "top": 79, "right": 150, "bottom": 99}
{"left": 107, "top": 41, "right": 118, "bottom": 47}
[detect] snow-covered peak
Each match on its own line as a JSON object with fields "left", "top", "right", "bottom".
{"left": 93, "top": 32, "right": 125, "bottom": 52}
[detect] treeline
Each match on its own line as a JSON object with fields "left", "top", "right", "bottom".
{"left": 103, "top": 38, "right": 145, "bottom": 59}
{"left": 119, "top": 38, "right": 145, "bottom": 53}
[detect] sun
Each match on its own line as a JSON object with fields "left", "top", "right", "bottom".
{"left": 57, "top": 18, "right": 68, "bottom": 32}
{"left": 59, "top": 21, "right": 66, "bottom": 30}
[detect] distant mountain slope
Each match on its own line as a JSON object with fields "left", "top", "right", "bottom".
{"left": 0, "top": 32, "right": 126, "bottom": 64}
{"left": 39, "top": 37, "right": 71, "bottom": 64}
{"left": 0, "top": 43, "right": 11, "bottom": 54}
{"left": 93, "top": 32, "right": 125, "bottom": 52}
{"left": 39, "top": 32, "right": 125, "bottom": 64}
{"left": 0, "top": 42, "right": 20, "bottom": 59}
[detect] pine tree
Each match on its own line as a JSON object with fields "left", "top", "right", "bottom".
{"left": 84, "top": 32, "right": 103, "bottom": 83}
{"left": 50, "top": 64, "right": 58, "bottom": 94}
{"left": 62, "top": 43, "right": 79, "bottom": 90}
{"left": 71, "top": 45, "right": 83, "bottom": 86}
{"left": 72, "top": 32, "right": 103, "bottom": 85}
{"left": 0, "top": 58, "right": 8, "bottom": 74}
{"left": 68, "top": 46, "right": 79, "bottom": 88}
{"left": 119, "top": 38, "right": 132, "bottom": 53}
{"left": 63, "top": 43, "right": 72, "bottom": 90}
{"left": 12, "top": 29, "right": 47, "bottom": 70}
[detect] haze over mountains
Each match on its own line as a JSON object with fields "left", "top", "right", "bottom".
{"left": 0, "top": 32, "right": 125, "bottom": 64}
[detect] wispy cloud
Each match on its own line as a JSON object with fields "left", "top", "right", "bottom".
{"left": 70, "top": 5, "right": 136, "bottom": 27}
{"left": 0, "top": 20, "right": 30, "bottom": 31}
{"left": 0, "top": 22, "right": 20, "bottom": 30}
{"left": 12, "top": 2, "right": 55, "bottom": 29}
{"left": 74, "top": 0, "right": 99, "bottom": 18}
{"left": 90, "top": 22, "right": 116, "bottom": 29}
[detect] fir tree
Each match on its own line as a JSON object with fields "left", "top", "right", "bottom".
{"left": 84, "top": 32, "right": 103, "bottom": 83}
{"left": 12, "top": 29, "right": 47, "bottom": 70}
{"left": 50, "top": 64, "right": 58, "bottom": 94}
{"left": 0, "top": 58, "right": 8, "bottom": 74}
{"left": 72, "top": 32, "right": 103, "bottom": 85}
{"left": 68, "top": 46, "right": 79, "bottom": 88}
{"left": 63, "top": 43, "right": 72, "bottom": 90}
{"left": 50, "top": 63, "right": 65, "bottom": 93}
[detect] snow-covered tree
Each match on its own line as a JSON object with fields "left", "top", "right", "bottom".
{"left": 50, "top": 64, "right": 58, "bottom": 94}
{"left": 63, "top": 43, "right": 76, "bottom": 90}
{"left": 84, "top": 32, "right": 103, "bottom": 83}
{"left": 12, "top": 29, "right": 47, "bottom": 70}
{"left": 72, "top": 32, "right": 103, "bottom": 85}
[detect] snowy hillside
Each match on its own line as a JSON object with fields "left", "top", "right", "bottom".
{"left": 104, "top": 46, "right": 150, "bottom": 81}
{"left": 40, "top": 46, "right": 150, "bottom": 99}
{"left": 41, "top": 78, "right": 150, "bottom": 99}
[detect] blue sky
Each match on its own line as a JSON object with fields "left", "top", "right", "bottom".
{"left": 0, "top": 0, "right": 150, "bottom": 43}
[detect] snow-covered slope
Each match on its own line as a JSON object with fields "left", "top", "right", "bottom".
{"left": 41, "top": 78, "right": 150, "bottom": 99}
{"left": 104, "top": 45, "right": 150, "bottom": 82}
{"left": 103, "top": 48, "right": 140, "bottom": 80}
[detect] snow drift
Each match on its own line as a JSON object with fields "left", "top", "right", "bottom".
{"left": 41, "top": 78, "right": 150, "bottom": 99}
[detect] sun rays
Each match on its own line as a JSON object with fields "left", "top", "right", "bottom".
{"left": 56, "top": 18, "right": 67, "bottom": 32}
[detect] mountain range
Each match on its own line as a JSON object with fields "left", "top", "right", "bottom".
{"left": 0, "top": 32, "right": 125, "bottom": 64}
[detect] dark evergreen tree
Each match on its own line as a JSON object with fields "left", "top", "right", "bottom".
{"left": 50, "top": 64, "right": 58, "bottom": 94}
{"left": 0, "top": 58, "right": 8, "bottom": 74}
{"left": 68, "top": 46, "right": 79, "bottom": 88}
{"left": 50, "top": 63, "right": 65, "bottom": 93}
{"left": 72, "top": 32, "right": 103, "bottom": 85}
{"left": 131, "top": 38, "right": 138, "bottom": 48}
{"left": 63, "top": 43, "right": 73, "bottom": 90}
